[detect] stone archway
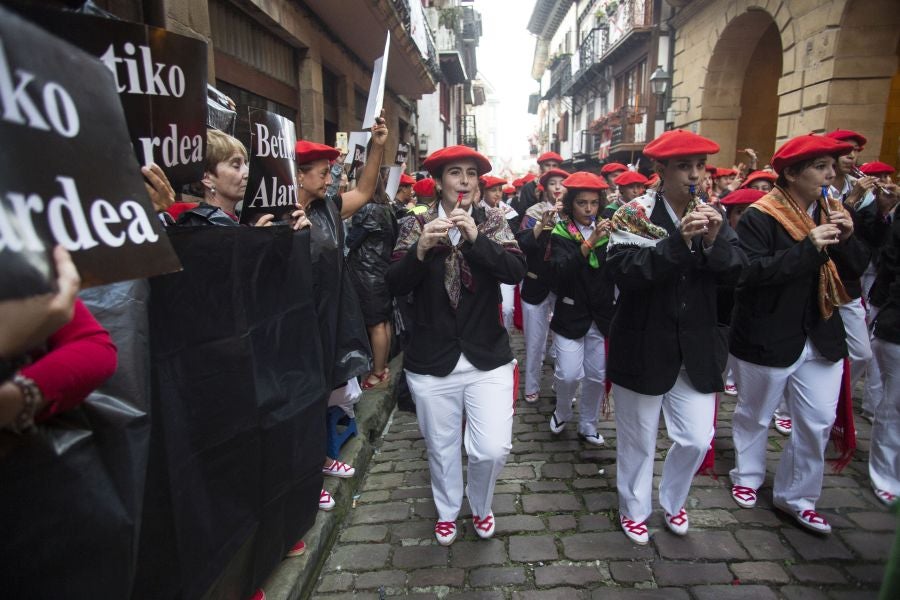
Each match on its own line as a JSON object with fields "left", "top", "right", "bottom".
{"left": 825, "top": 0, "right": 900, "bottom": 164}
{"left": 699, "top": 9, "right": 782, "bottom": 167}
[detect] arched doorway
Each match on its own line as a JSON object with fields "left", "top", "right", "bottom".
{"left": 828, "top": 0, "right": 900, "bottom": 163}
{"left": 700, "top": 10, "right": 782, "bottom": 167}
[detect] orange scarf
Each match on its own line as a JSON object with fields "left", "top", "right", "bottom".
{"left": 750, "top": 186, "right": 850, "bottom": 320}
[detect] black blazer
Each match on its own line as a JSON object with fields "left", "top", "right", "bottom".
{"left": 514, "top": 226, "right": 555, "bottom": 304}
{"left": 873, "top": 215, "right": 900, "bottom": 344}
{"left": 730, "top": 208, "right": 867, "bottom": 367}
{"left": 386, "top": 207, "right": 527, "bottom": 376}
{"left": 549, "top": 234, "right": 616, "bottom": 339}
{"left": 606, "top": 199, "right": 746, "bottom": 395}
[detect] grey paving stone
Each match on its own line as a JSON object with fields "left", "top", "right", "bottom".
{"left": 655, "top": 530, "right": 749, "bottom": 560}
{"left": 780, "top": 585, "right": 832, "bottom": 600}
{"left": 733, "top": 509, "right": 784, "bottom": 527}
{"left": 729, "top": 561, "right": 790, "bottom": 583}
{"left": 358, "top": 490, "right": 390, "bottom": 503}
{"left": 450, "top": 539, "right": 507, "bottom": 568}
{"left": 390, "top": 486, "right": 433, "bottom": 500}
{"left": 839, "top": 531, "right": 894, "bottom": 561}
{"left": 492, "top": 493, "right": 518, "bottom": 515}
{"left": 411, "top": 499, "right": 437, "bottom": 519}
{"left": 340, "top": 524, "right": 389, "bottom": 543}
{"left": 389, "top": 520, "right": 435, "bottom": 541}
{"left": 354, "top": 569, "right": 406, "bottom": 589}
{"left": 535, "top": 565, "right": 606, "bottom": 586}
{"left": 653, "top": 562, "right": 733, "bottom": 585}
{"left": 350, "top": 501, "right": 411, "bottom": 525}
{"left": 547, "top": 514, "right": 577, "bottom": 531}
{"left": 691, "top": 585, "right": 778, "bottom": 600}
{"left": 513, "top": 588, "right": 587, "bottom": 600}
{"left": 782, "top": 529, "right": 854, "bottom": 560}
{"left": 817, "top": 487, "right": 875, "bottom": 509}
{"left": 495, "top": 514, "right": 545, "bottom": 533}
{"left": 509, "top": 534, "right": 558, "bottom": 562}
{"left": 499, "top": 465, "right": 536, "bottom": 480}
{"left": 789, "top": 564, "right": 847, "bottom": 583}
{"left": 522, "top": 493, "right": 583, "bottom": 513}
{"left": 562, "top": 532, "right": 655, "bottom": 560}
{"left": 609, "top": 561, "right": 653, "bottom": 583}
{"left": 392, "top": 545, "right": 448, "bottom": 569}
{"left": 468, "top": 566, "right": 527, "bottom": 587}
{"left": 583, "top": 491, "right": 618, "bottom": 511}
{"left": 325, "top": 543, "right": 391, "bottom": 571}
{"left": 317, "top": 572, "right": 354, "bottom": 593}
{"left": 315, "top": 594, "right": 380, "bottom": 600}
{"left": 844, "top": 564, "right": 886, "bottom": 584}
{"left": 541, "top": 463, "right": 575, "bottom": 478}
{"left": 408, "top": 567, "right": 465, "bottom": 587}
{"left": 735, "top": 529, "right": 794, "bottom": 560}
{"left": 573, "top": 478, "right": 608, "bottom": 489}
{"left": 691, "top": 487, "right": 740, "bottom": 508}
{"left": 590, "top": 589, "right": 690, "bottom": 600}
{"left": 688, "top": 508, "right": 738, "bottom": 527}
{"left": 445, "top": 593, "right": 504, "bottom": 600}
{"left": 846, "top": 511, "right": 897, "bottom": 531}
{"left": 579, "top": 514, "right": 614, "bottom": 532}
{"left": 526, "top": 480, "right": 569, "bottom": 492}
{"left": 364, "top": 473, "right": 406, "bottom": 490}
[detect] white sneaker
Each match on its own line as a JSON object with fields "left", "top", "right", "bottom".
{"left": 723, "top": 384, "right": 738, "bottom": 397}
{"left": 434, "top": 520, "right": 458, "bottom": 545}
{"left": 472, "top": 513, "right": 495, "bottom": 539}
{"left": 775, "top": 503, "right": 831, "bottom": 534}
{"left": 664, "top": 508, "right": 689, "bottom": 536}
{"left": 873, "top": 485, "right": 897, "bottom": 506}
{"left": 774, "top": 415, "right": 792, "bottom": 436}
{"left": 318, "top": 489, "right": 335, "bottom": 511}
{"left": 619, "top": 514, "right": 649, "bottom": 545}
{"left": 578, "top": 425, "right": 604, "bottom": 446}
{"left": 549, "top": 412, "right": 566, "bottom": 434}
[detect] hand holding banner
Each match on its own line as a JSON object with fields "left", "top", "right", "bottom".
{"left": 239, "top": 108, "right": 298, "bottom": 225}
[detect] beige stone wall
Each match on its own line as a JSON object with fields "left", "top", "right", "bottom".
{"left": 671, "top": 0, "right": 900, "bottom": 163}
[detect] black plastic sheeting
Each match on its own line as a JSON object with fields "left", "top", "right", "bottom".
{"left": 1, "top": 226, "right": 333, "bottom": 599}
{"left": 0, "top": 279, "right": 152, "bottom": 598}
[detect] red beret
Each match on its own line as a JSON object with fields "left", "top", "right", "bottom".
{"left": 705, "top": 164, "right": 717, "bottom": 174}
{"left": 771, "top": 134, "right": 854, "bottom": 174}
{"left": 858, "top": 161, "right": 896, "bottom": 176}
{"left": 539, "top": 168, "right": 570, "bottom": 188}
{"left": 537, "top": 151, "right": 564, "bottom": 165}
{"left": 740, "top": 170, "right": 777, "bottom": 189}
{"left": 295, "top": 140, "right": 340, "bottom": 165}
{"left": 825, "top": 129, "right": 866, "bottom": 149}
{"left": 600, "top": 162, "right": 628, "bottom": 175}
{"left": 412, "top": 177, "right": 436, "bottom": 197}
{"left": 720, "top": 188, "right": 765, "bottom": 206}
{"left": 512, "top": 178, "right": 524, "bottom": 188}
{"left": 644, "top": 129, "right": 720, "bottom": 160}
{"left": 480, "top": 175, "right": 507, "bottom": 189}
{"left": 423, "top": 145, "right": 492, "bottom": 176}
{"left": 646, "top": 173, "right": 660, "bottom": 186}
{"left": 714, "top": 168, "right": 738, "bottom": 178}
{"left": 562, "top": 171, "right": 609, "bottom": 190}
{"left": 613, "top": 171, "right": 649, "bottom": 186}
{"left": 502, "top": 185, "right": 516, "bottom": 194}
{"left": 523, "top": 173, "right": 537, "bottom": 183}
{"left": 399, "top": 173, "right": 416, "bottom": 186}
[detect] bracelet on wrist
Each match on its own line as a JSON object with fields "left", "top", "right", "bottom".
{"left": 8, "top": 373, "right": 42, "bottom": 434}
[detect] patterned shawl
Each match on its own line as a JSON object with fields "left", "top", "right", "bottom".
{"left": 521, "top": 200, "right": 556, "bottom": 231}
{"left": 750, "top": 186, "right": 851, "bottom": 320}
{"left": 608, "top": 191, "right": 691, "bottom": 249}
{"left": 392, "top": 203, "right": 522, "bottom": 309}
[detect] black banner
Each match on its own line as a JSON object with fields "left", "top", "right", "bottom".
{"left": 18, "top": 6, "right": 208, "bottom": 187}
{"left": 0, "top": 5, "right": 181, "bottom": 300}
{"left": 240, "top": 108, "right": 297, "bottom": 225}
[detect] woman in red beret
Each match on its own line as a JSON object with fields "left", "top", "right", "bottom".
{"left": 546, "top": 172, "right": 615, "bottom": 446}
{"left": 740, "top": 170, "right": 777, "bottom": 193}
{"left": 516, "top": 168, "right": 569, "bottom": 403}
{"left": 387, "top": 145, "right": 526, "bottom": 546}
{"left": 606, "top": 129, "right": 746, "bottom": 544}
{"left": 728, "top": 134, "right": 870, "bottom": 533}
{"left": 607, "top": 170, "right": 649, "bottom": 217}
{"left": 512, "top": 152, "right": 563, "bottom": 219}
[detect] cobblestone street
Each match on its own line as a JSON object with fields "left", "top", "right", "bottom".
{"left": 312, "top": 332, "right": 894, "bottom": 599}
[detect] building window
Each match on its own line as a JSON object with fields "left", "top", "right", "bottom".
{"left": 354, "top": 87, "right": 368, "bottom": 126}
{"left": 440, "top": 81, "right": 450, "bottom": 123}
{"left": 615, "top": 60, "right": 646, "bottom": 111}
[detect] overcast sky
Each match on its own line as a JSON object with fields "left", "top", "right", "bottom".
{"left": 475, "top": 0, "right": 539, "bottom": 168}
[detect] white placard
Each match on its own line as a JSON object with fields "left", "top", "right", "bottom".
{"left": 362, "top": 32, "right": 391, "bottom": 129}
{"left": 385, "top": 165, "right": 402, "bottom": 201}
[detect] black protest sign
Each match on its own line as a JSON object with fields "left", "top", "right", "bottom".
{"left": 208, "top": 84, "right": 236, "bottom": 136}
{"left": 395, "top": 142, "right": 409, "bottom": 166}
{"left": 0, "top": 5, "right": 181, "bottom": 300}
{"left": 17, "top": 6, "right": 207, "bottom": 187}
{"left": 240, "top": 108, "right": 298, "bottom": 224}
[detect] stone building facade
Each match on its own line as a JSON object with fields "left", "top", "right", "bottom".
{"left": 667, "top": 0, "right": 900, "bottom": 166}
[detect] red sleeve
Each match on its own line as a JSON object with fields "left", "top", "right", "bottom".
{"left": 20, "top": 299, "right": 118, "bottom": 420}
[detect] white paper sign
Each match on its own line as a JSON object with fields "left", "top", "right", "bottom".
{"left": 362, "top": 32, "right": 391, "bottom": 129}
{"left": 385, "top": 166, "right": 402, "bottom": 201}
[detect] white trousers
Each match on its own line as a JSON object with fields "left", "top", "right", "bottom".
{"left": 406, "top": 355, "right": 514, "bottom": 521}
{"left": 521, "top": 292, "right": 555, "bottom": 395}
{"left": 840, "top": 299, "right": 873, "bottom": 387}
{"left": 613, "top": 370, "right": 715, "bottom": 522}
{"left": 553, "top": 323, "right": 605, "bottom": 434}
{"left": 869, "top": 339, "right": 900, "bottom": 493}
{"left": 730, "top": 341, "right": 842, "bottom": 511}
{"left": 863, "top": 305, "right": 884, "bottom": 415}
{"left": 500, "top": 283, "right": 515, "bottom": 330}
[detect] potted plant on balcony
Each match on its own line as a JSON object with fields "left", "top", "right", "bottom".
{"left": 438, "top": 7, "right": 463, "bottom": 34}
{"left": 605, "top": 1, "right": 619, "bottom": 17}
{"left": 594, "top": 10, "right": 609, "bottom": 28}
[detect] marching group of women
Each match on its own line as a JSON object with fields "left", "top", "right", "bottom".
{"left": 388, "top": 126, "right": 900, "bottom": 548}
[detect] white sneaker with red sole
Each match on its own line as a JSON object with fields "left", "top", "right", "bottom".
{"left": 319, "top": 489, "right": 335, "bottom": 511}
{"left": 472, "top": 513, "right": 496, "bottom": 539}
{"left": 619, "top": 514, "right": 649, "bottom": 545}
{"left": 434, "top": 520, "right": 458, "bottom": 546}
{"left": 322, "top": 460, "right": 355, "bottom": 478}
{"left": 665, "top": 508, "right": 689, "bottom": 536}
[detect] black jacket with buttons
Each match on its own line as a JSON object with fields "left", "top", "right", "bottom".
{"left": 549, "top": 233, "right": 616, "bottom": 339}
{"left": 606, "top": 199, "right": 746, "bottom": 395}
{"left": 386, "top": 206, "right": 527, "bottom": 376}
{"left": 514, "top": 226, "right": 555, "bottom": 304}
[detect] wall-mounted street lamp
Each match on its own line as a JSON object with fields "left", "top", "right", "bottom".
{"left": 649, "top": 65, "right": 690, "bottom": 117}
